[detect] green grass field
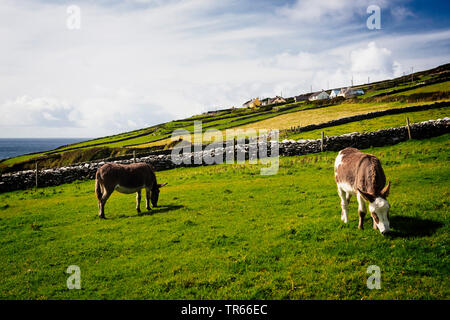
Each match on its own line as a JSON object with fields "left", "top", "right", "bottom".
{"left": 1, "top": 134, "right": 448, "bottom": 299}
{"left": 392, "top": 81, "right": 450, "bottom": 96}
{"left": 284, "top": 106, "right": 450, "bottom": 140}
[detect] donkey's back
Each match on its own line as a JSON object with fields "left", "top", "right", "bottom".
{"left": 96, "top": 162, "right": 156, "bottom": 192}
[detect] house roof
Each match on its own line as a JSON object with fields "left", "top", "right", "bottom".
{"left": 310, "top": 91, "right": 328, "bottom": 98}
{"left": 295, "top": 93, "right": 312, "bottom": 99}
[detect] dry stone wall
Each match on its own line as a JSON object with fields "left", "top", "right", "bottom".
{"left": 0, "top": 118, "right": 448, "bottom": 193}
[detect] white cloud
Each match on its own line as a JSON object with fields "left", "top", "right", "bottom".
{"left": 0, "top": 0, "right": 448, "bottom": 138}
{"left": 350, "top": 41, "right": 402, "bottom": 78}
{"left": 0, "top": 96, "right": 76, "bottom": 128}
{"left": 390, "top": 5, "right": 415, "bottom": 21}
{"left": 277, "top": 0, "right": 389, "bottom": 23}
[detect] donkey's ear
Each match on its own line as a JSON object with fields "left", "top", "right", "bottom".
{"left": 158, "top": 183, "right": 168, "bottom": 188}
{"left": 380, "top": 180, "right": 391, "bottom": 199}
{"left": 358, "top": 188, "right": 375, "bottom": 203}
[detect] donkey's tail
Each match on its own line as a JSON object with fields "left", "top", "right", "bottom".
{"left": 95, "top": 171, "right": 103, "bottom": 201}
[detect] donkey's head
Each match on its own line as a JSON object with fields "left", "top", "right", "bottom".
{"left": 358, "top": 181, "right": 391, "bottom": 235}
{"left": 151, "top": 183, "right": 168, "bottom": 208}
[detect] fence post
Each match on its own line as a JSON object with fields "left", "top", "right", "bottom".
{"left": 133, "top": 150, "right": 136, "bottom": 163}
{"left": 406, "top": 117, "right": 412, "bottom": 140}
{"left": 35, "top": 160, "right": 38, "bottom": 189}
{"left": 321, "top": 131, "right": 324, "bottom": 152}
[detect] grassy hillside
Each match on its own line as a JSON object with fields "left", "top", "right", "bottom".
{"left": 283, "top": 106, "right": 450, "bottom": 140}
{"left": 1, "top": 64, "right": 449, "bottom": 172}
{"left": 392, "top": 81, "right": 450, "bottom": 96}
{"left": 0, "top": 135, "right": 448, "bottom": 299}
{"left": 237, "top": 101, "right": 443, "bottom": 132}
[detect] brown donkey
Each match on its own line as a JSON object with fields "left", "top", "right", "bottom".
{"left": 95, "top": 162, "right": 167, "bottom": 218}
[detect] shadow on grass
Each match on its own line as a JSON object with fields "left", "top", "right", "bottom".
{"left": 387, "top": 216, "right": 443, "bottom": 238}
{"left": 110, "top": 204, "right": 184, "bottom": 219}
{"left": 135, "top": 204, "right": 184, "bottom": 217}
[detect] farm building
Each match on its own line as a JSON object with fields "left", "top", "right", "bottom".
{"left": 260, "top": 96, "right": 286, "bottom": 106}
{"left": 260, "top": 98, "right": 272, "bottom": 106}
{"left": 270, "top": 96, "right": 286, "bottom": 104}
{"left": 242, "top": 97, "right": 262, "bottom": 108}
{"left": 294, "top": 93, "right": 312, "bottom": 102}
{"left": 329, "top": 89, "right": 341, "bottom": 98}
{"left": 309, "top": 90, "right": 330, "bottom": 101}
{"left": 338, "top": 87, "right": 365, "bottom": 98}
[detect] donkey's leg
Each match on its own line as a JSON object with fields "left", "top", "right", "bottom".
{"left": 136, "top": 190, "right": 141, "bottom": 213}
{"left": 337, "top": 187, "right": 349, "bottom": 223}
{"left": 96, "top": 180, "right": 104, "bottom": 218}
{"left": 145, "top": 187, "right": 151, "bottom": 211}
{"left": 99, "top": 188, "right": 113, "bottom": 219}
{"left": 97, "top": 183, "right": 105, "bottom": 217}
{"left": 357, "top": 193, "right": 367, "bottom": 230}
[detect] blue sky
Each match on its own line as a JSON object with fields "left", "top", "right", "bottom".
{"left": 0, "top": 0, "right": 449, "bottom": 138}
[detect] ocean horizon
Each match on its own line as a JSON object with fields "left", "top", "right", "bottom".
{"left": 0, "top": 138, "right": 89, "bottom": 161}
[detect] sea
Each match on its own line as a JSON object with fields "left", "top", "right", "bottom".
{"left": 0, "top": 138, "right": 88, "bottom": 161}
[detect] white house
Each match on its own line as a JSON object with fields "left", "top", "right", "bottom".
{"left": 354, "top": 89, "right": 365, "bottom": 96}
{"left": 338, "top": 87, "right": 365, "bottom": 98}
{"left": 329, "top": 89, "right": 341, "bottom": 98}
{"left": 309, "top": 90, "right": 330, "bottom": 101}
{"left": 260, "top": 98, "right": 272, "bottom": 106}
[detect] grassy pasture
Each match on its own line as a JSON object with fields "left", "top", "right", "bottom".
{"left": 136, "top": 101, "right": 450, "bottom": 148}
{"left": 236, "top": 101, "right": 441, "bottom": 132}
{"left": 391, "top": 81, "right": 450, "bottom": 96}
{"left": 284, "top": 106, "right": 450, "bottom": 140}
{"left": 0, "top": 135, "right": 448, "bottom": 299}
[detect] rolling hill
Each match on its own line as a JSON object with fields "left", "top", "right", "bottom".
{"left": 1, "top": 63, "right": 449, "bottom": 173}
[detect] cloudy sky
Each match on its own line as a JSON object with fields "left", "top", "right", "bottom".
{"left": 0, "top": 0, "right": 449, "bottom": 138}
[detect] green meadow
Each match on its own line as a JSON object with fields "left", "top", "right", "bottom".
{"left": 0, "top": 134, "right": 448, "bottom": 299}
{"left": 284, "top": 106, "right": 450, "bottom": 140}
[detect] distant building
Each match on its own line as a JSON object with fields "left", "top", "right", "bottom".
{"left": 354, "top": 89, "right": 365, "bottom": 96}
{"left": 338, "top": 87, "right": 365, "bottom": 98}
{"left": 242, "top": 97, "right": 262, "bottom": 108}
{"left": 309, "top": 90, "right": 330, "bottom": 101}
{"left": 294, "top": 93, "right": 311, "bottom": 102}
{"left": 270, "top": 96, "right": 286, "bottom": 104}
{"left": 329, "top": 89, "right": 341, "bottom": 98}
{"left": 260, "top": 98, "right": 272, "bottom": 106}
{"left": 259, "top": 96, "right": 286, "bottom": 106}
{"left": 242, "top": 99, "right": 253, "bottom": 108}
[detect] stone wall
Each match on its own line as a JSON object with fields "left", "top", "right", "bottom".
{"left": 0, "top": 118, "right": 448, "bottom": 193}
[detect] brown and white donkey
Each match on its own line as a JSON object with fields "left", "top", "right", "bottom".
{"left": 334, "top": 147, "right": 391, "bottom": 234}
